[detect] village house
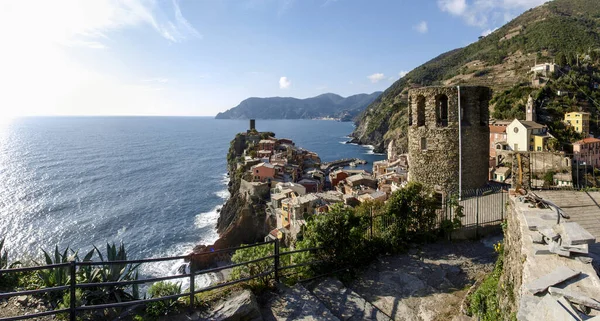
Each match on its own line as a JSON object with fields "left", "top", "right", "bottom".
{"left": 258, "top": 139, "right": 276, "bottom": 152}
{"left": 530, "top": 62, "right": 559, "bottom": 77}
{"left": 572, "top": 137, "right": 600, "bottom": 167}
{"left": 357, "top": 190, "right": 387, "bottom": 203}
{"left": 506, "top": 119, "right": 552, "bottom": 152}
{"left": 298, "top": 178, "right": 321, "bottom": 193}
{"left": 489, "top": 121, "right": 510, "bottom": 158}
{"left": 329, "top": 169, "right": 349, "bottom": 188}
{"left": 251, "top": 162, "right": 276, "bottom": 183}
{"left": 491, "top": 166, "right": 511, "bottom": 183}
{"left": 553, "top": 173, "right": 573, "bottom": 187}
{"left": 564, "top": 111, "right": 591, "bottom": 137}
{"left": 257, "top": 150, "right": 272, "bottom": 160}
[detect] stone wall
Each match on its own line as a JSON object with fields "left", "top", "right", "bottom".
{"left": 408, "top": 86, "right": 491, "bottom": 194}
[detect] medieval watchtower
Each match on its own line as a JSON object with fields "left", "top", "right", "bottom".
{"left": 407, "top": 86, "right": 491, "bottom": 195}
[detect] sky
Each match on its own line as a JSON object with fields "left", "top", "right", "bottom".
{"left": 0, "top": 0, "right": 551, "bottom": 117}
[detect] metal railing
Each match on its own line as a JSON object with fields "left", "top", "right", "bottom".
{"left": 0, "top": 240, "right": 322, "bottom": 321}
{"left": 364, "top": 186, "right": 507, "bottom": 240}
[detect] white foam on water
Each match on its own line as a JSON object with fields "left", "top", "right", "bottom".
{"left": 140, "top": 242, "right": 220, "bottom": 292}
{"left": 215, "top": 189, "right": 230, "bottom": 200}
{"left": 364, "top": 144, "right": 385, "bottom": 156}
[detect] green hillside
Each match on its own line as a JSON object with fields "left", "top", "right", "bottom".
{"left": 351, "top": 0, "right": 600, "bottom": 153}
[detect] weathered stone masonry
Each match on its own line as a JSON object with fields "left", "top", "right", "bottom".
{"left": 407, "top": 86, "right": 491, "bottom": 194}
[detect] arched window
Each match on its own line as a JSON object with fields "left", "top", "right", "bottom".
{"left": 460, "top": 95, "right": 470, "bottom": 126}
{"left": 435, "top": 94, "right": 449, "bottom": 127}
{"left": 408, "top": 97, "right": 413, "bottom": 126}
{"left": 416, "top": 95, "right": 425, "bottom": 127}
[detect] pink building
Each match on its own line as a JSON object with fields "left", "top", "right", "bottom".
{"left": 259, "top": 140, "right": 275, "bottom": 152}
{"left": 251, "top": 163, "right": 276, "bottom": 182}
{"left": 573, "top": 137, "right": 600, "bottom": 167}
{"left": 489, "top": 123, "right": 508, "bottom": 158}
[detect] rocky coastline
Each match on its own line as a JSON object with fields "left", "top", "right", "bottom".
{"left": 187, "top": 131, "right": 275, "bottom": 271}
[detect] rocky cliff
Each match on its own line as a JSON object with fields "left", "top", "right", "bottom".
{"left": 189, "top": 132, "right": 275, "bottom": 270}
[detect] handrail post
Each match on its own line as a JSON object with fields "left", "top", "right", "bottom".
{"left": 189, "top": 268, "right": 195, "bottom": 312}
{"left": 69, "top": 261, "right": 76, "bottom": 321}
{"left": 274, "top": 239, "right": 280, "bottom": 284}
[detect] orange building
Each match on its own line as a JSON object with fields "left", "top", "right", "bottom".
{"left": 251, "top": 163, "right": 276, "bottom": 183}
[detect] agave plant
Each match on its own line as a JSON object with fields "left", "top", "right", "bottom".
{"left": 81, "top": 242, "right": 140, "bottom": 305}
{"left": 36, "top": 245, "right": 78, "bottom": 288}
{"left": 0, "top": 238, "right": 21, "bottom": 287}
{"left": 0, "top": 238, "right": 21, "bottom": 270}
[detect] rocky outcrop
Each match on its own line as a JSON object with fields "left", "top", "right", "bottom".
{"left": 189, "top": 132, "right": 275, "bottom": 270}
{"left": 203, "top": 290, "right": 263, "bottom": 321}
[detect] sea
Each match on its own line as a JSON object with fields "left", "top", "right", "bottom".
{"left": 0, "top": 117, "right": 384, "bottom": 286}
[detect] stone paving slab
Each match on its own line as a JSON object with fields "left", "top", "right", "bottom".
{"left": 525, "top": 265, "right": 580, "bottom": 294}
{"left": 558, "top": 222, "right": 596, "bottom": 246}
{"left": 535, "top": 191, "right": 600, "bottom": 244}
{"left": 310, "top": 278, "right": 392, "bottom": 321}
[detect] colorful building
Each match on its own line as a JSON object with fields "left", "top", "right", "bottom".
{"left": 251, "top": 162, "right": 276, "bottom": 183}
{"left": 564, "top": 112, "right": 590, "bottom": 137}
{"left": 489, "top": 122, "right": 509, "bottom": 157}
{"left": 506, "top": 119, "right": 552, "bottom": 152}
{"left": 573, "top": 137, "right": 600, "bottom": 167}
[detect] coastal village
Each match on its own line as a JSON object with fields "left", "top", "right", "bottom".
{"left": 230, "top": 63, "right": 600, "bottom": 248}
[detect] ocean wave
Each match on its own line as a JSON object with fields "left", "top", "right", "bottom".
{"left": 140, "top": 242, "right": 219, "bottom": 291}
{"left": 215, "top": 189, "right": 230, "bottom": 200}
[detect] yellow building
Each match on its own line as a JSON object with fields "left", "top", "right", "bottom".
{"left": 565, "top": 112, "right": 590, "bottom": 137}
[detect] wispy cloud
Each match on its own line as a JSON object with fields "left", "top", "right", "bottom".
{"left": 0, "top": 0, "right": 201, "bottom": 50}
{"left": 279, "top": 76, "right": 291, "bottom": 89}
{"left": 367, "top": 73, "right": 385, "bottom": 83}
{"left": 437, "top": 0, "right": 550, "bottom": 27}
{"left": 413, "top": 21, "right": 428, "bottom": 34}
{"left": 399, "top": 70, "right": 409, "bottom": 78}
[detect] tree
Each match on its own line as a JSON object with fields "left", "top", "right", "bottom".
{"left": 556, "top": 52, "right": 567, "bottom": 66}
{"left": 298, "top": 204, "right": 370, "bottom": 270}
{"left": 384, "top": 182, "right": 439, "bottom": 246}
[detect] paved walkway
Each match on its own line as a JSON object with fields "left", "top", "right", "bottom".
{"left": 535, "top": 191, "right": 600, "bottom": 242}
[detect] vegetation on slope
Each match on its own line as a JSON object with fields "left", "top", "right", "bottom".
{"left": 353, "top": 0, "right": 600, "bottom": 153}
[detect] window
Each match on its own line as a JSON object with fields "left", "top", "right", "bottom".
{"left": 255, "top": 169, "right": 259, "bottom": 173}
{"left": 577, "top": 120, "right": 579, "bottom": 124}
{"left": 513, "top": 127, "right": 519, "bottom": 133}
{"left": 435, "top": 94, "right": 448, "bottom": 127}
{"left": 416, "top": 95, "right": 425, "bottom": 127}
{"left": 421, "top": 137, "right": 427, "bottom": 150}
{"left": 537, "top": 146, "right": 541, "bottom": 151}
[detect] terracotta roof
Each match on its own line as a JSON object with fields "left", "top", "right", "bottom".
{"left": 573, "top": 137, "right": 600, "bottom": 145}
{"left": 489, "top": 125, "right": 507, "bottom": 134}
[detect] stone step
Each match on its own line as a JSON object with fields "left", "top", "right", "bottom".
{"left": 309, "top": 278, "right": 392, "bottom": 321}
{"left": 262, "top": 283, "right": 340, "bottom": 321}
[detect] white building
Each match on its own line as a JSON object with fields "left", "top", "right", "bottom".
{"left": 506, "top": 119, "right": 550, "bottom": 152}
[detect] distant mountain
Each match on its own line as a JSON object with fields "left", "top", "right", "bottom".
{"left": 215, "top": 92, "right": 382, "bottom": 121}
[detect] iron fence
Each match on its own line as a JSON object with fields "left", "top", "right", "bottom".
{"left": 364, "top": 186, "right": 507, "bottom": 240}
{"left": 0, "top": 240, "right": 322, "bottom": 321}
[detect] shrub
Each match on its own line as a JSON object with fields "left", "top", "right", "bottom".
{"left": 145, "top": 281, "right": 182, "bottom": 317}
{"left": 384, "top": 182, "right": 439, "bottom": 247}
{"left": 298, "top": 203, "right": 371, "bottom": 271}
{"left": 230, "top": 243, "right": 276, "bottom": 290}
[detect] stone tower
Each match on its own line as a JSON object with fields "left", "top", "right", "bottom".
{"left": 407, "top": 86, "right": 491, "bottom": 195}
{"left": 525, "top": 95, "right": 536, "bottom": 122}
{"left": 249, "top": 119, "right": 256, "bottom": 131}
